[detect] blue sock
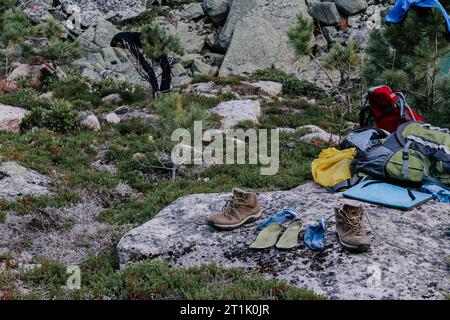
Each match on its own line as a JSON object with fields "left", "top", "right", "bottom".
{"left": 304, "top": 218, "right": 327, "bottom": 251}
{"left": 257, "top": 209, "right": 297, "bottom": 230}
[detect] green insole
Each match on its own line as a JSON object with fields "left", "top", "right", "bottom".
{"left": 250, "top": 223, "right": 283, "bottom": 249}
{"left": 275, "top": 220, "right": 302, "bottom": 249}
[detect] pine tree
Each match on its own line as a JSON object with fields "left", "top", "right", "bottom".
{"left": 0, "top": 9, "right": 31, "bottom": 45}
{"left": 321, "top": 41, "right": 361, "bottom": 110}
{"left": 25, "top": 18, "right": 82, "bottom": 65}
{"left": 0, "top": 8, "right": 32, "bottom": 76}
{"left": 363, "top": 5, "right": 450, "bottom": 115}
{"left": 288, "top": 14, "right": 361, "bottom": 111}
{"left": 140, "top": 23, "right": 183, "bottom": 61}
{"left": 288, "top": 14, "right": 314, "bottom": 56}
{"left": 0, "top": 4, "right": 81, "bottom": 77}
{"left": 138, "top": 22, "right": 183, "bottom": 94}
{"left": 0, "top": 0, "right": 17, "bottom": 18}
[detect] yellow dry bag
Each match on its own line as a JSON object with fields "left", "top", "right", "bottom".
{"left": 311, "top": 147, "right": 355, "bottom": 187}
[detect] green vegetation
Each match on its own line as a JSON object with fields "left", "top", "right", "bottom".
{"left": 0, "top": 252, "right": 13, "bottom": 261}
{"left": 0, "top": 125, "right": 112, "bottom": 208}
{"left": 363, "top": 5, "right": 450, "bottom": 127}
{"left": 322, "top": 41, "right": 361, "bottom": 112}
{"left": 253, "top": 66, "right": 324, "bottom": 98}
{"left": 166, "top": 0, "right": 203, "bottom": 6}
{"left": 288, "top": 14, "right": 314, "bottom": 56}
{"left": 140, "top": 23, "right": 184, "bottom": 61}
{"left": 286, "top": 8, "right": 450, "bottom": 129}
{"left": 261, "top": 98, "right": 328, "bottom": 129}
{"left": 0, "top": 253, "right": 324, "bottom": 300}
{"left": 0, "top": 6, "right": 81, "bottom": 76}
{"left": 0, "top": 74, "right": 147, "bottom": 134}
{"left": 5, "top": 0, "right": 449, "bottom": 302}
{"left": 432, "top": 78, "right": 450, "bottom": 128}
{"left": 22, "top": 100, "right": 80, "bottom": 133}
{"left": 288, "top": 14, "right": 362, "bottom": 113}
{"left": 0, "top": 68, "right": 324, "bottom": 225}
{"left": 6, "top": 192, "right": 80, "bottom": 215}
{"left": 192, "top": 74, "right": 248, "bottom": 86}
{"left": 95, "top": 91, "right": 322, "bottom": 225}
{"left": 0, "top": 210, "right": 6, "bottom": 222}
{"left": 0, "top": 88, "right": 40, "bottom": 107}
{"left": 50, "top": 75, "right": 145, "bottom": 106}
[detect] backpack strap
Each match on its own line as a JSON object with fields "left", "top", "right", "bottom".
{"left": 423, "top": 176, "right": 450, "bottom": 192}
{"left": 397, "top": 93, "right": 417, "bottom": 122}
{"left": 405, "top": 135, "right": 450, "bottom": 159}
{"left": 159, "top": 54, "right": 172, "bottom": 92}
{"left": 359, "top": 95, "right": 374, "bottom": 128}
{"left": 326, "top": 175, "right": 365, "bottom": 193}
{"left": 122, "top": 40, "right": 160, "bottom": 94}
{"left": 407, "top": 189, "right": 416, "bottom": 201}
{"left": 360, "top": 179, "right": 383, "bottom": 188}
{"left": 401, "top": 139, "right": 413, "bottom": 179}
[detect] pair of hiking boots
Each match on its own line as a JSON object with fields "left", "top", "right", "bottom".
{"left": 208, "top": 188, "right": 371, "bottom": 252}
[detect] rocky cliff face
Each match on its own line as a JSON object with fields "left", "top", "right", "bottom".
{"left": 24, "top": 0, "right": 393, "bottom": 90}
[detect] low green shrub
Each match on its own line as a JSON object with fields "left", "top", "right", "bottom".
{"left": 52, "top": 76, "right": 146, "bottom": 106}
{"left": 0, "top": 252, "right": 13, "bottom": 261}
{"left": 17, "top": 253, "right": 325, "bottom": 300}
{"left": 22, "top": 100, "right": 79, "bottom": 133}
{"left": 70, "top": 99, "right": 93, "bottom": 111}
{"left": 0, "top": 89, "right": 40, "bottom": 109}
{"left": 21, "top": 258, "right": 67, "bottom": 289}
{"left": 151, "top": 92, "right": 212, "bottom": 137}
{"left": 191, "top": 74, "right": 214, "bottom": 84}
{"left": 52, "top": 75, "right": 96, "bottom": 102}
{"left": 92, "top": 79, "right": 146, "bottom": 104}
{"left": 253, "top": 66, "right": 325, "bottom": 98}
{"left": 116, "top": 118, "right": 152, "bottom": 136}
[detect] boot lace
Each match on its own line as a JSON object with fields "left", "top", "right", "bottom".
{"left": 325, "top": 208, "right": 422, "bottom": 255}
{"left": 222, "top": 195, "right": 246, "bottom": 218}
{"left": 337, "top": 209, "right": 364, "bottom": 236}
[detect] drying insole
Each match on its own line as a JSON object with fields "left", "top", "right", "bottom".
{"left": 276, "top": 221, "right": 302, "bottom": 249}
{"left": 249, "top": 223, "right": 283, "bottom": 249}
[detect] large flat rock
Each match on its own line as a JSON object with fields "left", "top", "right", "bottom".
{"left": 207, "top": 99, "right": 261, "bottom": 129}
{"left": 118, "top": 182, "right": 450, "bottom": 300}
{"left": 0, "top": 162, "right": 51, "bottom": 201}
{"left": 219, "top": 0, "right": 311, "bottom": 77}
{"left": 216, "top": 0, "right": 269, "bottom": 51}
{"left": 0, "top": 104, "right": 28, "bottom": 134}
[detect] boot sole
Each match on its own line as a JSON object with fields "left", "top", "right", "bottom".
{"left": 336, "top": 232, "right": 370, "bottom": 253}
{"left": 211, "top": 210, "right": 262, "bottom": 230}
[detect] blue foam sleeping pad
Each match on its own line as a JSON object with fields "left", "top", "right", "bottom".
{"left": 343, "top": 180, "right": 433, "bottom": 210}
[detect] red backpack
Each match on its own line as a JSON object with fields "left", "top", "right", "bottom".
{"left": 359, "top": 85, "right": 425, "bottom": 132}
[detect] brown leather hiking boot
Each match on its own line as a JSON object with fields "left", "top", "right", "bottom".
{"left": 335, "top": 204, "right": 371, "bottom": 252}
{"left": 209, "top": 188, "right": 262, "bottom": 230}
